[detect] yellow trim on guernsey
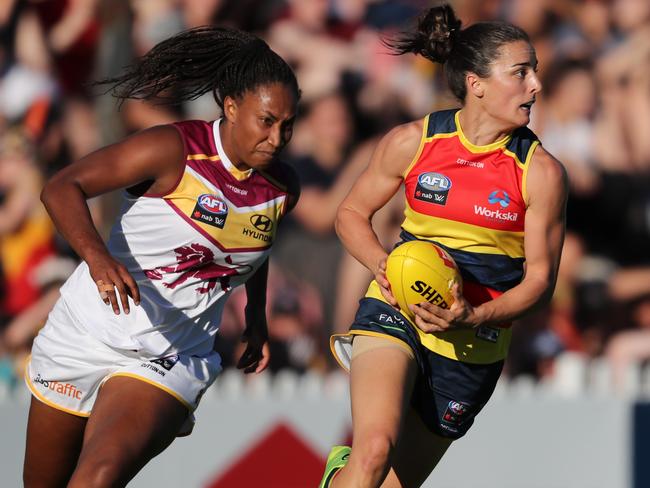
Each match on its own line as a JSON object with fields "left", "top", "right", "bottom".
{"left": 402, "top": 114, "right": 431, "bottom": 178}
{"left": 24, "top": 365, "right": 90, "bottom": 418}
{"left": 108, "top": 373, "right": 193, "bottom": 411}
{"left": 187, "top": 153, "right": 220, "bottom": 161}
{"left": 521, "top": 140, "right": 539, "bottom": 206}
{"left": 455, "top": 111, "right": 512, "bottom": 153}
{"left": 402, "top": 202, "right": 525, "bottom": 257}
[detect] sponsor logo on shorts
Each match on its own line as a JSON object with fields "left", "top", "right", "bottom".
{"left": 410, "top": 280, "right": 450, "bottom": 309}
{"left": 441, "top": 400, "right": 470, "bottom": 431}
{"left": 32, "top": 374, "right": 83, "bottom": 400}
{"left": 140, "top": 362, "right": 166, "bottom": 377}
{"left": 475, "top": 325, "right": 500, "bottom": 343}
{"left": 414, "top": 172, "right": 452, "bottom": 205}
{"left": 377, "top": 313, "right": 406, "bottom": 326}
{"left": 192, "top": 194, "right": 228, "bottom": 228}
{"left": 368, "top": 313, "right": 408, "bottom": 335}
{"left": 151, "top": 355, "right": 179, "bottom": 371}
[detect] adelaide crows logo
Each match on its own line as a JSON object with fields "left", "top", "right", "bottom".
{"left": 250, "top": 214, "right": 273, "bottom": 232}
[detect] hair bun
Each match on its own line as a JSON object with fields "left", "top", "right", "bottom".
{"left": 384, "top": 4, "right": 461, "bottom": 65}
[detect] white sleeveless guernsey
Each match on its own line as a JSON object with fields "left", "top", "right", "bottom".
{"left": 59, "top": 119, "right": 292, "bottom": 356}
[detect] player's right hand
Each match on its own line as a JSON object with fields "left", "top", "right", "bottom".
{"left": 375, "top": 257, "right": 398, "bottom": 307}
{"left": 87, "top": 253, "right": 140, "bottom": 315}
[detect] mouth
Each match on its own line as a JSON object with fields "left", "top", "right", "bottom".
{"left": 519, "top": 99, "right": 536, "bottom": 112}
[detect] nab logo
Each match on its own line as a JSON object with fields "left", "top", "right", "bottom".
{"left": 198, "top": 194, "right": 228, "bottom": 215}
{"left": 488, "top": 190, "right": 510, "bottom": 208}
{"left": 250, "top": 214, "right": 273, "bottom": 232}
{"left": 417, "top": 172, "right": 452, "bottom": 191}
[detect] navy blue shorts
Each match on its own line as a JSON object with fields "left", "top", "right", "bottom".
{"left": 349, "top": 297, "right": 503, "bottom": 440}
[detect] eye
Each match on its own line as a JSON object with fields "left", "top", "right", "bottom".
{"left": 515, "top": 69, "right": 527, "bottom": 78}
{"left": 260, "top": 117, "right": 273, "bottom": 127}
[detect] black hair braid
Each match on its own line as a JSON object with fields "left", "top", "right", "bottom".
{"left": 98, "top": 26, "right": 299, "bottom": 109}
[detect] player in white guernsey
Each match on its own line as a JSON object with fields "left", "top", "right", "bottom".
{"left": 23, "top": 27, "right": 300, "bottom": 487}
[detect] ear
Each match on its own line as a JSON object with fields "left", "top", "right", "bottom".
{"left": 223, "top": 95, "right": 238, "bottom": 123}
{"left": 466, "top": 72, "right": 485, "bottom": 98}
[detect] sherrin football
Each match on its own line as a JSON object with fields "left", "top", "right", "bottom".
{"left": 385, "top": 240, "right": 462, "bottom": 318}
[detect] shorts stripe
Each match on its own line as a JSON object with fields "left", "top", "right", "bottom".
{"left": 108, "top": 372, "right": 193, "bottom": 411}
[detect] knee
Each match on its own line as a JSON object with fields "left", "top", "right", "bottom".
{"left": 68, "top": 453, "right": 131, "bottom": 488}
{"left": 354, "top": 433, "right": 395, "bottom": 476}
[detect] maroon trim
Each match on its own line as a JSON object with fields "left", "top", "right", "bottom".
{"left": 165, "top": 200, "right": 272, "bottom": 253}
{"left": 186, "top": 160, "right": 286, "bottom": 207}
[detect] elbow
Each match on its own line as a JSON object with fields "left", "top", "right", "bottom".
{"left": 533, "top": 275, "right": 556, "bottom": 309}
{"left": 334, "top": 205, "right": 348, "bottom": 240}
{"left": 40, "top": 181, "right": 54, "bottom": 209}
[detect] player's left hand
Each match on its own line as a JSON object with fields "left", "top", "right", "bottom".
{"left": 409, "top": 283, "right": 477, "bottom": 333}
{"left": 236, "top": 326, "right": 271, "bottom": 374}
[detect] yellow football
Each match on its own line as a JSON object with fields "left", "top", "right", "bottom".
{"left": 385, "top": 240, "right": 462, "bottom": 318}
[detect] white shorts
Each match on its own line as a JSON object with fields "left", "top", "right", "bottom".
{"left": 25, "top": 297, "right": 222, "bottom": 435}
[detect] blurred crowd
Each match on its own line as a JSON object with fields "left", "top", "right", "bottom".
{"left": 0, "top": 0, "right": 649, "bottom": 391}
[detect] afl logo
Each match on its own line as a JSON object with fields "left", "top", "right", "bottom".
{"left": 250, "top": 214, "right": 273, "bottom": 232}
{"left": 417, "top": 172, "right": 452, "bottom": 191}
{"left": 197, "top": 194, "right": 228, "bottom": 215}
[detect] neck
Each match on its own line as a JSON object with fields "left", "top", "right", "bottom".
{"left": 219, "top": 119, "right": 250, "bottom": 171}
{"left": 457, "top": 107, "right": 512, "bottom": 146}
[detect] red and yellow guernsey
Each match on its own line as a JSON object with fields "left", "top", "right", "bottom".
{"left": 367, "top": 109, "right": 540, "bottom": 364}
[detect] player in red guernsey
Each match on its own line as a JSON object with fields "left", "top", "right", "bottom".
{"left": 23, "top": 27, "right": 300, "bottom": 488}
{"left": 321, "top": 4, "right": 567, "bottom": 488}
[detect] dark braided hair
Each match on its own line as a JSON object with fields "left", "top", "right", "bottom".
{"left": 99, "top": 26, "right": 300, "bottom": 109}
{"left": 385, "top": 4, "right": 530, "bottom": 101}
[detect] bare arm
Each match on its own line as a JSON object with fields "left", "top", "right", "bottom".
{"left": 477, "top": 147, "right": 567, "bottom": 323}
{"left": 40, "top": 125, "right": 185, "bottom": 314}
{"left": 335, "top": 121, "right": 422, "bottom": 304}
{"left": 412, "top": 146, "right": 568, "bottom": 331}
{"left": 237, "top": 258, "right": 271, "bottom": 374}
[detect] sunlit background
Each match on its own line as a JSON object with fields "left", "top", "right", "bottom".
{"left": 1, "top": 0, "right": 649, "bottom": 486}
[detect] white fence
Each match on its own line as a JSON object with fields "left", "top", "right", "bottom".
{"left": 1, "top": 353, "right": 648, "bottom": 488}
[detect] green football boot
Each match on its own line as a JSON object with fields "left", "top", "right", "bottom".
{"left": 318, "top": 445, "right": 351, "bottom": 488}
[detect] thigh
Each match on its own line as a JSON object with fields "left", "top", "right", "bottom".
{"left": 349, "top": 335, "right": 417, "bottom": 446}
{"left": 381, "top": 407, "right": 453, "bottom": 488}
{"left": 24, "top": 398, "right": 87, "bottom": 488}
{"left": 68, "top": 376, "right": 190, "bottom": 487}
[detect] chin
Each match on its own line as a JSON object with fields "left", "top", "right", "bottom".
{"left": 251, "top": 155, "right": 274, "bottom": 170}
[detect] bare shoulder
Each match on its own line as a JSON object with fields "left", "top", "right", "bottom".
{"left": 372, "top": 119, "right": 424, "bottom": 175}
{"left": 528, "top": 146, "right": 568, "bottom": 205}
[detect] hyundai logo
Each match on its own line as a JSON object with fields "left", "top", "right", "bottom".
{"left": 250, "top": 214, "right": 273, "bottom": 232}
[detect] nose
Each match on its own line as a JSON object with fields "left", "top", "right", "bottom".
{"left": 530, "top": 71, "right": 542, "bottom": 94}
{"left": 267, "top": 124, "right": 281, "bottom": 149}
